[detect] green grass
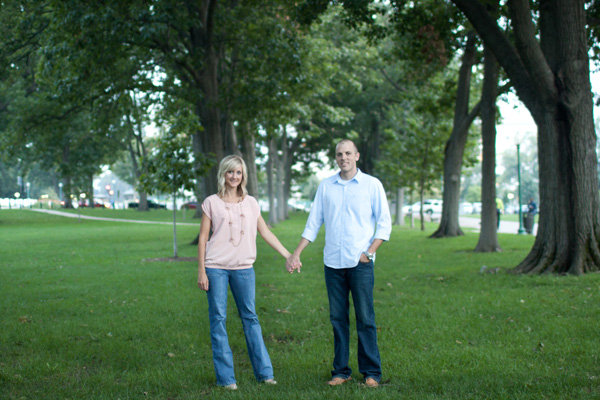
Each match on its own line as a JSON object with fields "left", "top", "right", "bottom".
{"left": 1, "top": 210, "right": 598, "bottom": 399}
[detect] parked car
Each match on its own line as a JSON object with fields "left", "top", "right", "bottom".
{"left": 78, "top": 200, "right": 106, "bottom": 208}
{"left": 471, "top": 202, "right": 482, "bottom": 214}
{"left": 459, "top": 202, "right": 473, "bottom": 215}
{"left": 180, "top": 201, "right": 199, "bottom": 210}
{"left": 128, "top": 199, "right": 166, "bottom": 209}
{"left": 402, "top": 199, "right": 443, "bottom": 216}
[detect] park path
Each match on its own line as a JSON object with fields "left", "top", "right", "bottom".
{"left": 29, "top": 208, "right": 199, "bottom": 226}
{"left": 30, "top": 208, "right": 536, "bottom": 235}
{"left": 459, "top": 216, "right": 537, "bottom": 235}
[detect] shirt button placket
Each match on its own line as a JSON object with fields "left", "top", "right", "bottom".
{"left": 341, "top": 185, "right": 346, "bottom": 267}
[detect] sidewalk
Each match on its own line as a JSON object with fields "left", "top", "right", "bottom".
{"left": 459, "top": 216, "right": 537, "bottom": 235}
{"left": 29, "top": 208, "right": 198, "bottom": 226}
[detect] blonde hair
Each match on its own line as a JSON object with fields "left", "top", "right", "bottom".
{"left": 217, "top": 155, "right": 248, "bottom": 198}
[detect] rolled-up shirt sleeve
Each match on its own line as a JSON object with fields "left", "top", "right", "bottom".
{"left": 372, "top": 179, "right": 392, "bottom": 241}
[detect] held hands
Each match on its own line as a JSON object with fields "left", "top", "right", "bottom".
{"left": 285, "top": 253, "right": 302, "bottom": 274}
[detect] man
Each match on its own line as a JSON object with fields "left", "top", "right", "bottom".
{"left": 287, "top": 139, "right": 391, "bottom": 388}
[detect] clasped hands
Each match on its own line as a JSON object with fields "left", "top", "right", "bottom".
{"left": 285, "top": 253, "right": 302, "bottom": 273}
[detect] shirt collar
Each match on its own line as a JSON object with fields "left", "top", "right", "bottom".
{"left": 336, "top": 168, "right": 363, "bottom": 184}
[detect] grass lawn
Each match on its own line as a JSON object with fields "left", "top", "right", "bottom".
{"left": 1, "top": 210, "right": 598, "bottom": 399}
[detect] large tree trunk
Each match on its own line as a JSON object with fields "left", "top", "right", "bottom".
{"left": 431, "top": 32, "right": 479, "bottom": 238}
{"left": 475, "top": 44, "right": 501, "bottom": 252}
{"left": 198, "top": 49, "right": 223, "bottom": 196}
{"left": 197, "top": 2, "right": 223, "bottom": 197}
{"left": 453, "top": 0, "right": 600, "bottom": 274}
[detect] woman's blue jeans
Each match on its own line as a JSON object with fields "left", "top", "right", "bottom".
{"left": 324, "top": 261, "right": 381, "bottom": 381}
{"left": 205, "top": 267, "right": 273, "bottom": 386}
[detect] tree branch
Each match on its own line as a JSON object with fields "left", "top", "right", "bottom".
{"left": 450, "top": 0, "right": 540, "bottom": 115}
{"left": 508, "top": 0, "right": 557, "bottom": 104}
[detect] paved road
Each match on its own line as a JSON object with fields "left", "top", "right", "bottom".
{"left": 29, "top": 208, "right": 198, "bottom": 226}
{"left": 460, "top": 216, "right": 537, "bottom": 235}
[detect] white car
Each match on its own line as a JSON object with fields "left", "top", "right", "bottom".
{"left": 403, "top": 199, "right": 443, "bottom": 216}
{"left": 459, "top": 202, "right": 473, "bottom": 215}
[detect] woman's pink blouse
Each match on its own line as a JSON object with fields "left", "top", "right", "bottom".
{"left": 201, "top": 194, "right": 260, "bottom": 269}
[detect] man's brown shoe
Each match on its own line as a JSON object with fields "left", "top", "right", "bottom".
{"left": 365, "top": 377, "right": 379, "bottom": 388}
{"left": 327, "top": 376, "right": 352, "bottom": 386}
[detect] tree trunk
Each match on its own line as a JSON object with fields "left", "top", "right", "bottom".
{"left": 198, "top": 42, "right": 223, "bottom": 197}
{"left": 418, "top": 140, "right": 430, "bottom": 231}
{"left": 61, "top": 144, "right": 73, "bottom": 208}
{"left": 394, "top": 187, "right": 405, "bottom": 226}
{"left": 431, "top": 32, "right": 478, "bottom": 238}
{"left": 223, "top": 113, "right": 238, "bottom": 155}
{"left": 87, "top": 173, "right": 94, "bottom": 207}
{"left": 453, "top": 0, "right": 600, "bottom": 273}
{"left": 62, "top": 175, "right": 73, "bottom": 209}
{"left": 240, "top": 123, "right": 258, "bottom": 198}
{"left": 191, "top": 129, "right": 205, "bottom": 217}
{"left": 418, "top": 187, "right": 425, "bottom": 231}
{"left": 513, "top": 0, "right": 600, "bottom": 274}
{"left": 172, "top": 192, "right": 178, "bottom": 258}
{"left": 267, "top": 134, "right": 278, "bottom": 226}
{"left": 475, "top": 44, "right": 501, "bottom": 252}
{"left": 277, "top": 126, "right": 287, "bottom": 221}
{"left": 127, "top": 114, "right": 149, "bottom": 211}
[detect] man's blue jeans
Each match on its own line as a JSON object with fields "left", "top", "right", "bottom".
{"left": 205, "top": 267, "right": 273, "bottom": 386}
{"left": 324, "top": 261, "right": 381, "bottom": 381}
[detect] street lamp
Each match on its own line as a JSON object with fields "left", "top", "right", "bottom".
{"left": 517, "top": 144, "right": 525, "bottom": 234}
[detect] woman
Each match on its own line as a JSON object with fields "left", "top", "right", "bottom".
{"left": 197, "top": 155, "right": 293, "bottom": 390}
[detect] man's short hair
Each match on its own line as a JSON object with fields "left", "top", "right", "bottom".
{"left": 336, "top": 139, "right": 358, "bottom": 153}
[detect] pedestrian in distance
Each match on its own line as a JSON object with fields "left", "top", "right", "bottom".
{"left": 286, "top": 139, "right": 392, "bottom": 388}
{"left": 197, "top": 155, "right": 297, "bottom": 390}
{"left": 496, "top": 197, "right": 504, "bottom": 230}
{"left": 525, "top": 197, "right": 537, "bottom": 234}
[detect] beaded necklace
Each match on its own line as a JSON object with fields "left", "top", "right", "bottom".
{"left": 222, "top": 196, "right": 245, "bottom": 247}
